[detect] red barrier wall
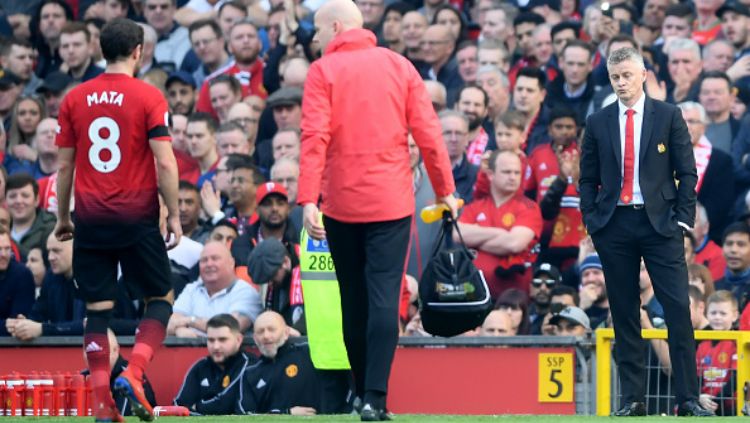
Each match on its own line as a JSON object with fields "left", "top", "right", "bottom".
{"left": 0, "top": 345, "right": 576, "bottom": 415}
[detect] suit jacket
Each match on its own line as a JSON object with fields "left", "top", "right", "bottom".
{"left": 579, "top": 96, "right": 697, "bottom": 237}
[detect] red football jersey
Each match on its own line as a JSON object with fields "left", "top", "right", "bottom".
{"left": 56, "top": 73, "right": 170, "bottom": 247}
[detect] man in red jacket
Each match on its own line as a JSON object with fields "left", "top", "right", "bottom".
{"left": 298, "top": 0, "right": 457, "bottom": 420}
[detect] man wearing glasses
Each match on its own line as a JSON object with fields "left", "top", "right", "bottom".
{"left": 528, "top": 262, "right": 562, "bottom": 334}
{"left": 439, "top": 110, "right": 478, "bottom": 203}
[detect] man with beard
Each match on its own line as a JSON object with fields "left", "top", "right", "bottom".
{"left": 247, "top": 238, "right": 305, "bottom": 334}
{"left": 166, "top": 72, "right": 197, "bottom": 116}
{"left": 578, "top": 254, "right": 610, "bottom": 330}
{"left": 528, "top": 108, "right": 585, "bottom": 269}
{"left": 195, "top": 19, "right": 267, "bottom": 119}
{"left": 237, "top": 311, "right": 348, "bottom": 415}
{"left": 528, "top": 262, "right": 562, "bottom": 334}
{"left": 231, "top": 182, "right": 299, "bottom": 268}
{"left": 174, "top": 314, "right": 256, "bottom": 415}
{"left": 456, "top": 85, "right": 493, "bottom": 167}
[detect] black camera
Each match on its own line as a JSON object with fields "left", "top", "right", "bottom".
{"left": 601, "top": 2, "right": 614, "bottom": 19}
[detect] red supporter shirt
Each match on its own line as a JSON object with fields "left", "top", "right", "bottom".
{"left": 526, "top": 143, "right": 585, "bottom": 249}
{"left": 195, "top": 59, "right": 267, "bottom": 119}
{"left": 695, "top": 239, "right": 727, "bottom": 282}
{"left": 459, "top": 194, "right": 542, "bottom": 297}
{"left": 696, "top": 339, "right": 736, "bottom": 410}
{"left": 55, "top": 73, "right": 171, "bottom": 247}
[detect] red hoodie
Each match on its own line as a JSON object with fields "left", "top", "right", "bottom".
{"left": 298, "top": 29, "right": 455, "bottom": 222}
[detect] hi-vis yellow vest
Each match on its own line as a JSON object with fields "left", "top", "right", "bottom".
{"left": 299, "top": 228, "right": 350, "bottom": 370}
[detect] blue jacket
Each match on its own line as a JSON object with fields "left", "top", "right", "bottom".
{"left": 0, "top": 260, "right": 35, "bottom": 336}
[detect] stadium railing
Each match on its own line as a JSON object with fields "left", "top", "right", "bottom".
{"left": 596, "top": 328, "right": 750, "bottom": 416}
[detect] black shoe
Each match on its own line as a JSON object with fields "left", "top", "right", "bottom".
{"left": 613, "top": 402, "right": 646, "bottom": 416}
{"left": 360, "top": 403, "right": 392, "bottom": 421}
{"left": 677, "top": 400, "right": 715, "bottom": 416}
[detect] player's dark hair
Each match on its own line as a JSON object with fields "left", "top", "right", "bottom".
{"left": 226, "top": 154, "right": 265, "bottom": 184}
{"left": 6, "top": 173, "right": 39, "bottom": 197}
{"left": 722, "top": 221, "right": 750, "bottom": 243}
{"left": 513, "top": 12, "right": 545, "bottom": 28}
{"left": 548, "top": 106, "right": 578, "bottom": 125}
{"left": 100, "top": 18, "right": 144, "bottom": 63}
{"left": 516, "top": 67, "right": 546, "bottom": 90}
{"left": 209, "top": 74, "right": 242, "bottom": 96}
{"left": 187, "top": 112, "right": 218, "bottom": 134}
{"left": 456, "top": 39, "right": 477, "bottom": 53}
{"left": 550, "top": 285, "right": 580, "bottom": 307}
{"left": 207, "top": 313, "right": 241, "bottom": 333}
{"left": 178, "top": 180, "right": 200, "bottom": 195}
{"left": 189, "top": 19, "right": 223, "bottom": 39}
{"left": 458, "top": 85, "right": 489, "bottom": 108}
{"left": 61, "top": 21, "right": 91, "bottom": 42}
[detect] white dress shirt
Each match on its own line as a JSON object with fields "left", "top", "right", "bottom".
{"left": 617, "top": 93, "right": 646, "bottom": 205}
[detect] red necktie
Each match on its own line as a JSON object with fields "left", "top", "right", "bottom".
{"left": 620, "top": 109, "right": 635, "bottom": 204}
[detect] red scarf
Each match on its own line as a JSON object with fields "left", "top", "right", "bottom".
{"left": 466, "top": 127, "right": 489, "bottom": 166}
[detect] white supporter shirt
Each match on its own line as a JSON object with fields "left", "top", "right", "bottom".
{"left": 173, "top": 278, "right": 262, "bottom": 330}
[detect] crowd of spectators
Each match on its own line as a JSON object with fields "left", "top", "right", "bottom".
{"left": 0, "top": 0, "right": 750, "bottom": 414}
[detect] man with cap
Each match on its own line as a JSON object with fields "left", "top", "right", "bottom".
{"left": 231, "top": 182, "right": 299, "bottom": 269}
{"left": 529, "top": 262, "right": 562, "bottom": 334}
{"left": 0, "top": 69, "right": 23, "bottom": 125}
{"left": 166, "top": 71, "right": 197, "bottom": 115}
{"left": 578, "top": 254, "right": 609, "bottom": 330}
{"left": 247, "top": 238, "right": 305, "bottom": 335}
{"left": 550, "top": 306, "right": 590, "bottom": 336}
{"left": 36, "top": 71, "right": 72, "bottom": 118}
{"left": 255, "top": 87, "right": 303, "bottom": 171}
{"left": 717, "top": 1, "right": 750, "bottom": 58}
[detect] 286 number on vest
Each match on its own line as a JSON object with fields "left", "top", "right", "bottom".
{"left": 538, "top": 353, "right": 574, "bottom": 403}
{"left": 307, "top": 254, "right": 334, "bottom": 271}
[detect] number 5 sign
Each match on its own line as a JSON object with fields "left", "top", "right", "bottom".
{"left": 538, "top": 353, "right": 574, "bottom": 403}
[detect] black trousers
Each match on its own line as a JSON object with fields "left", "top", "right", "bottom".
{"left": 323, "top": 215, "right": 411, "bottom": 398}
{"left": 591, "top": 207, "right": 698, "bottom": 405}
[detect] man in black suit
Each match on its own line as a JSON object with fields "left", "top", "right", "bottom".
{"left": 579, "top": 47, "right": 713, "bottom": 417}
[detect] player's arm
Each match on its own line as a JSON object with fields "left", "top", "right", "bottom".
{"left": 55, "top": 147, "right": 76, "bottom": 240}
{"left": 150, "top": 139, "right": 182, "bottom": 248}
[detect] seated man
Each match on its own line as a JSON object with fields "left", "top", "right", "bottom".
{"left": 6, "top": 232, "right": 139, "bottom": 339}
{"left": 237, "top": 311, "right": 350, "bottom": 415}
{"left": 83, "top": 329, "right": 157, "bottom": 417}
{"left": 174, "top": 314, "right": 256, "bottom": 415}
{"left": 549, "top": 306, "right": 591, "bottom": 337}
{"left": 247, "top": 238, "right": 305, "bottom": 335}
{"left": 168, "top": 242, "right": 262, "bottom": 337}
{"left": 479, "top": 310, "right": 513, "bottom": 336}
{"left": 6, "top": 173, "right": 56, "bottom": 259}
{"left": 0, "top": 226, "right": 35, "bottom": 336}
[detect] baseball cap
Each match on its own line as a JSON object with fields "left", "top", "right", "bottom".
{"left": 717, "top": 0, "right": 750, "bottom": 18}
{"left": 36, "top": 71, "right": 73, "bottom": 95}
{"left": 256, "top": 181, "right": 288, "bottom": 205}
{"left": 579, "top": 254, "right": 603, "bottom": 273}
{"left": 266, "top": 87, "right": 302, "bottom": 109}
{"left": 166, "top": 71, "right": 196, "bottom": 89}
{"left": 533, "top": 262, "right": 562, "bottom": 283}
{"left": 247, "top": 238, "right": 288, "bottom": 284}
{"left": 550, "top": 306, "right": 591, "bottom": 330}
{"left": 0, "top": 70, "right": 22, "bottom": 90}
